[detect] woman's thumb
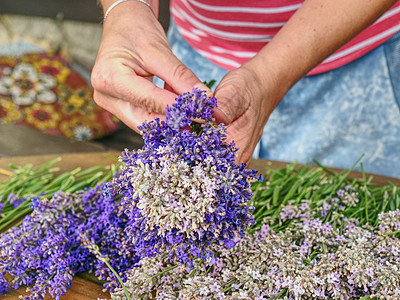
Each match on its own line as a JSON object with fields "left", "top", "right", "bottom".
{"left": 213, "top": 80, "right": 249, "bottom": 126}
{"left": 155, "top": 54, "right": 211, "bottom": 96}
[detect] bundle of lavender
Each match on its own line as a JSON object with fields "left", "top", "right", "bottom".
{"left": 0, "top": 185, "right": 139, "bottom": 298}
{"left": 110, "top": 154, "right": 400, "bottom": 299}
{"left": 112, "top": 192, "right": 400, "bottom": 299}
{"left": 111, "top": 88, "right": 259, "bottom": 267}
{"left": 0, "top": 88, "right": 260, "bottom": 299}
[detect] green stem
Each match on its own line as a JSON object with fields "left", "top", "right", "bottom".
{"left": 222, "top": 279, "right": 239, "bottom": 293}
{"left": 274, "top": 288, "right": 288, "bottom": 299}
{"left": 331, "top": 154, "right": 364, "bottom": 196}
{"left": 92, "top": 247, "right": 131, "bottom": 300}
{"left": 151, "top": 264, "right": 179, "bottom": 279}
{"left": 383, "top": 229, "right": 400, "bottom": 235}
{"left": 360, "top": 163, "right": 370, "bottom": 224}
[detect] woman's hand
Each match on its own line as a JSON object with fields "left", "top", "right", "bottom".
{"left": 213, "top": 0, "right": 398, "bottom": 165}
{"left": 213, "top": 62, "right": 284, "bottom": 165}
{"left": 91, "top": 1, "right": 208, "bottom": 132}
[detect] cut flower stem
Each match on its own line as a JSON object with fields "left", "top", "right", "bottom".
{"left": 87, "top": 244, "right": 131, "bottom": 300}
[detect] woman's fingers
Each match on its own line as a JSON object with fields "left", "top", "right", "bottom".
{"left": 92, "top": 60, "right": 179, "bottom": 115}
{"left": 149, "top": 52, "right": 211, "bottom": 96}
{"left": 93, "top": 90, "right": 166, "bottom": 133}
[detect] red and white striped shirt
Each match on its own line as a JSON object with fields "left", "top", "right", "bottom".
{"left": 170, "top": 0, "right": 400, "bottom": 75}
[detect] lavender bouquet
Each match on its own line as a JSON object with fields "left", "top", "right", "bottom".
{"left": 0, "top": 185, "right": 140, "bottom": 299}
{"left": 111, "top": 88, "right": 259, "bottom": 266}
{"left": 111, "top": 190, "right": 400, "bottom": 300}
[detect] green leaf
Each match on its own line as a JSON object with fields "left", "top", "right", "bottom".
{"left": 203, "top": 80, "right": 216, "bottom": 89}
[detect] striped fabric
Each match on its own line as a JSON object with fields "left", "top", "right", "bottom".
{"left": 170, "top": 0, "right": 400, "bottom": 75}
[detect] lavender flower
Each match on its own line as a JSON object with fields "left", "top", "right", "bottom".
{"left": 78, "top": 183, "right": 140, "bottom": 292}
{"left": 7, "top": 193, "right": 24, "bottom": 208}
{"left": 112, "top": 211, "right": 400, "bottom": 300}
{"left": 0, "top": 270, "right": 7, "bottom": 294}
{"left": 0, "top": 193, "right": 87, "bottom": 299}
{"left": 337, "top": 189, "right": 345, "bottom": 197}
{"left": 0, "top": 184, "right": 140, "bottom": 299}
{"left": 165, "top": 88, "right": 216, "bottom": 130}
{"left": 377, "top": 209, "right": 400, "bottom": 238}
{"left": 112, "top": 88, "right": 259, "bottom": 266}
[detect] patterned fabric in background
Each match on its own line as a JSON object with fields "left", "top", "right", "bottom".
{"left": 0, "top": 52, "right": 119, "bottom": 141}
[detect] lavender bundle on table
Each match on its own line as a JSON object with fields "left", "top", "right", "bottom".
{"left": 111, "top": 195, "right": 400, "bottom": 300}
{"left": 111, "top": 88, "right": 259, "bottom": 267}
{"left": 0, "top": 185, "right": 139, "bottom": 299}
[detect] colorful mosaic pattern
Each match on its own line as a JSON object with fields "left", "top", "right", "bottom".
{"left": 0, "top": 53, "right": 119, "bottom": 140}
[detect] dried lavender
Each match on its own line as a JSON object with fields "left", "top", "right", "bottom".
{"left": 112, "top": 206, "right": 400, "bottom": 300}
{"left": 111, "top": 179, "right": 400, "bottom": 300}
{"left": 0, "top": 184, "right": 139, "bottom": 299}
{"left": 0, "top": 192, "right": 91, "bottom": 299}
{"left": 111, "top": 88, "right": 259, "bottom": 266}
{"left": 378, "top": 209, "right": 400, "bottom": 237}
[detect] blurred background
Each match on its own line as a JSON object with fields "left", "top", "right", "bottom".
{"left": 0, "top": 0, "right": 170, "bottom": 156}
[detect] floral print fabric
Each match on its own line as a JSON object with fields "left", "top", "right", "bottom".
{"left": 0, "top": 52, "right": 119, "bottom": 141}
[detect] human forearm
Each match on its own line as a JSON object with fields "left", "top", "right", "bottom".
{"left": 213, "top": 0, "right": 398, "bottom": 164}
{"left": 246, "top": 0, "right": 398, "bottom": 101}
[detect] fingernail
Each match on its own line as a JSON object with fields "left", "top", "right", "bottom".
{"left": 213, "top": 106, "right": 231, "bottom": 125}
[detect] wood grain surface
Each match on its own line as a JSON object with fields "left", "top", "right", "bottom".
{"left": 3, "top": 273, "right": 109, "bottom": 299}
{"left": 0, "top": 152, "right": 399, "bottom": 299}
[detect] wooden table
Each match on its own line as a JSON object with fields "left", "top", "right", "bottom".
{"left": 1, "top": 152, "right": 399, "bottom": 299}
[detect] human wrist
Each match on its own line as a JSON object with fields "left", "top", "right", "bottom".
{"left": 241, "top": 55, "right": 291, "bottom": 112}
{"left": 100, "top": 0, "right": 158, "bottom": 19}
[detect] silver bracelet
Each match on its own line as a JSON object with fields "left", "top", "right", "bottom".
{"left": 103, "top": 0, "right": 153, "bottom": 22}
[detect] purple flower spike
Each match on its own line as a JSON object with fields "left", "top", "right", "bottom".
{"left": 165, "top": 88, "right": 217, "bottom": 130}
{"left": 114, "top": 88, "right": 259, "bottom": 266}
{"left": 0, "top": 184, "right": 140, "bottom": 298}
